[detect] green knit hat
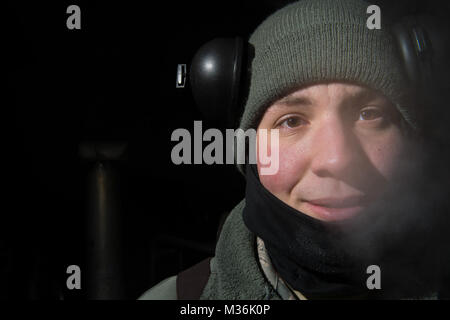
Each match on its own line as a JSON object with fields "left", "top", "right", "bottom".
{"left": 239, "top": 0, "right": 416, "bottom": 133}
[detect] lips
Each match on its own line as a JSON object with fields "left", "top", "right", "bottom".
{"left": 303, "top": 196, "right": 368, "bottom": 221}
{"left": 306, "top": 196, "right": 368, "bottom": 208}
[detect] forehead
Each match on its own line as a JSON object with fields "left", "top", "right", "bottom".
{"left": 275, "top": 82, "right": 387, "bottom": 107}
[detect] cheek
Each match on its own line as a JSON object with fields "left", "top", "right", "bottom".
{"left": 257, "top": 139, "right": 309, "bottom": 196}
{"left": 362, "top": 130, "right": 407, "bottom": 179}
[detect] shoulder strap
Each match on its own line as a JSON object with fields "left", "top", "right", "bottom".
{"left": 176, "top": 257, "right": 212, "bottom": 300}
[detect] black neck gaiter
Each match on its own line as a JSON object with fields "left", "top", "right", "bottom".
{"left": 242, "top": 164, "right": 376, "bottom": 299}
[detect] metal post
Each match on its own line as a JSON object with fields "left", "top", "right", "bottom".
{"left": 80, "top": 142, "right": 126, "bottom": 299}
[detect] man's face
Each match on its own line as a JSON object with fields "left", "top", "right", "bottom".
{"left": 256, "top": 82, "right": 412, "bottom": 222}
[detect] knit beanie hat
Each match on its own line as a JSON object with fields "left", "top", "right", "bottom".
{"left": 238, "top": 0, "right": 415, "bottom": 134}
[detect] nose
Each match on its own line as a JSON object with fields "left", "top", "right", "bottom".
{"left": 309, "top": 117, "right": 362, "bottom": 179}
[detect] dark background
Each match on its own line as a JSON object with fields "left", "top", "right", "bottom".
{"left": 3, "top": 0, "right": 450, "bottom": 299}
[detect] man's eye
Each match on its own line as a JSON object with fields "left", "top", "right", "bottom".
{"left": 278, "top": 116, "right": 306, "bottom": 128}
{"left": 359, "top": 108, "right": 383, "bottom": 121}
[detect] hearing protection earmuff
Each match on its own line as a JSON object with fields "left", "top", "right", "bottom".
{"left": 392, "top": 15, "right": 450, "bottom": 135}
{"left": 188, "top": 11, "right": 449, "bottom": 132}
{"left": 189, "top": 37, "right": 250, "bottom": 128}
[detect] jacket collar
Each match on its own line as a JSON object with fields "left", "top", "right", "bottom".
{"left": 201, "top": 199, "right": 281, "bottom": 300}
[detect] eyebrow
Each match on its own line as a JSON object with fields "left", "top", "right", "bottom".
{"left": 348, "top": 90, "right": 381, "bottom": 103}
{"left": 277, "top": 95, "right": 313, "bottom": 107}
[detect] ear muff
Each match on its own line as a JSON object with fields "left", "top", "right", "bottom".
{"left": 392, "top": 15, "right": 440, "bottom": 101}
{"left": 392, "top": 15, "right": 450, "bottom": 139}
{"left": 392, "top": 17, "right": 427, "bottom": 92}
{"left": 189, "top": 37, "right": 246, "bottom": 128}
